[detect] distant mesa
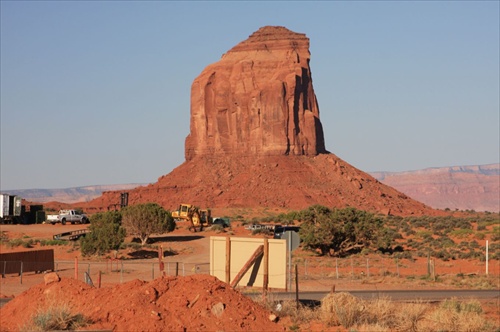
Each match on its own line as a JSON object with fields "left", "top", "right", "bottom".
{"left": 57, "top": 26, "right": 439, "bottom": 216}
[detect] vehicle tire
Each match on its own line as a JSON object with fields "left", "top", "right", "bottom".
{"left": 83, "top": 217, "right": 89, "bottom": 224}
{"left": 51, "top": 222, "right": 55, "bottom": 225}
{"left": 61, "top": 219, "right": 66, "bottom": 225}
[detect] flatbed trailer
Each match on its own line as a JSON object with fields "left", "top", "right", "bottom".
{"left": 53, "top": 229, "right": 90, "bottom": 241}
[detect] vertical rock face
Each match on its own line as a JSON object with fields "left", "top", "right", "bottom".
{"left": 185, "top": 26, "right": 326, "bottom": 160}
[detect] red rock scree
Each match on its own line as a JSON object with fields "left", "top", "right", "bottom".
{"left": 0, "top": 275, "right": 284, "bottom": 331}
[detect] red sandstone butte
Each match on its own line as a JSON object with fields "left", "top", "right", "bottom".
{"left": 72, "top": 26, "right": 440, "bottom": 216}
{"left": 186, "top": 26, "right": 326, "bottom": 160}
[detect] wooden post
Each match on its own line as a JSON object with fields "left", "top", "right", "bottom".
{"left": 175, "top": 262, "right": 179, "bottom": 276}
{"left": 295, "top": 264, "right": 299, "bottom": 309}
{"left": 486, "top": 240, "right": 489, "bottom": 275}
{"left": 159, "top": 246, "right": 164, "bottom": 276}
{"left": 98, "top": 270, "right": 101, "bottom": 288}
{"left": 225, "top": 237, "right": 231, "bottom": 284}
{"left": 75, "top": 257, "right": 78, "bottom": 280}
{"left": 366, "top": 258, "right": 370, "bottom": 277}
{"left": 230, "top": 245, "right": 264, "bottom": 288}
{"left": 431, "top": 259, "right": 436, "bottom": 281}
{"left": 263, "top": 238, "right": 269, "bottom": 297}
{"left": 427, "top": 252, "right": 431, "bottom": 276}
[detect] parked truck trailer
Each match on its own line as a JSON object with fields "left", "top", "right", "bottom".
{"left": 0, "top": 194, "right": 22, "bottom": 224}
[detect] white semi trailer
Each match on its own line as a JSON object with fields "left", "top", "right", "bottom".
{"left": 0, "top": 194, "right": 22, "bottom": 224}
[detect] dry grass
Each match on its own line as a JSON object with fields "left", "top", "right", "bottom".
{"left": 258, "top": 293, "right": 498, "bottom": 332}
{"left": 20, "top": 302, "right": 90, "bottom": 331}
{"left": 394, "top": 300, "right": 428, "bottom": 332}
{"left": 255, "top": 293, "right": 319, "bottom": 325}
{"left": 320, "top": 292, "right": 364, "bottom": 328}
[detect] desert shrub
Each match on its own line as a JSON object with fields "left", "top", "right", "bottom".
{"left": 80, "top": 211, "right": 126, "bottom": 256}
{"left": 251, "top": 228, "right": 273, "bottom": 236}
{"left": 475, "top": 232, "right": 486, "bottom": 240}
{"left": 395, "top": 301, "right": 427, "bottom": 332}
{"left": 425, "top": 298, "right": 490, "bottom": 332}
{"left": 450, "top": 228, "right": 474, "bottom": 238}
{"left": 321, "top": 292, "right": 363, "bottom": 328}
{"left": 210, "top": 224, "right": 224, "bottom": 233}
{"left": 469, "top": 240, "right": 480, "bottom": 249}
{"left": 491, "top": 226, "right": 500, "bottom": 242}
{"left": 410, "top": 217, "right": 432, "bottom": 229}
{"left": 121, "top": 204, "right": 175, "bottom": 246}
{"left": 6, "top": 238, "right": 32, "bottom": 248}
{"left": 416, "top": 230, "right": 433, "bottom": 240}
{"left": 436, "top": 236, "right": 455, "bottom": 248}
{"left": 477, "top": 223, "right": 487, "bottom": 231}
{"left": 394, "top": 250, "right": 413, "bottom": 260}
{"left": 39, "top": 239, "right": 68, "bottom": 246}
{"left": 300, "top": 207, "right": 396, "bottom": 256}
{"left": 360, "top": 297, "right": 397, "bottom": 328}
{"left": 434, "top": 249, "right": 452, "bottom": 261}
{"left": 22, "top": 303, "right": 90, "bottom": 331}
{"left": 274, "top": 212, "right": 297, "bottom": 225}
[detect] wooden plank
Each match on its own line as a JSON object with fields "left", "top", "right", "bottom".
{"left": 225, "top": 237, "right": 231, "bottom": 284}
{"left": 230, "top": 245, "right": 264, "bottom": 288}
{"left": 263, "top": 238, "right": 269, "bottom": 291}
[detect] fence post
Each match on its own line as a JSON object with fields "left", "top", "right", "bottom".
{"left": 175, "top": 262, "right": 179, "bottom": 276}
{"left": 295, "top": 264, "right": 299, "bottom": 309}
{"left": 75, "top": 257, "right": 78, "bottom": 280}
{"left": 2, "top": 261, "right": 6, "bottom": 278}
{"left": 98, "top": 270, "right": 101, "bottom": 288}
{"left": 486, "top": 240, "right": 489, "bottom": 275}
{"left": 351, "top": 257, "right": 354, "bottom": 278}
{"left": 396, "top": 258, "right": 400, "bottom": 277}
{"left": 20, "top": 261, "right": 23, "bottom": 284}
{"left": 427, "top": 252, "right": 430, "bottom": 276}
{"left": 366, "top": 258, "right": 370, "bottom": 277}
{"left": 120, "top": 261, "right": 123, "bottom": 283}
{"left": 335, "top": 259, "right": 339, "bottom": 279}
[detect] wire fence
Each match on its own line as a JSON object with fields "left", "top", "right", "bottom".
{"left": 1, "top": 260, "right": 210, "bottom": 286}
{"left": 2, "top": 255, "right": 498, "bottom": 289}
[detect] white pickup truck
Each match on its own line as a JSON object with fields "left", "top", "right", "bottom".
{"left": 47, "top": 210, "right": 89, "bottom": 225}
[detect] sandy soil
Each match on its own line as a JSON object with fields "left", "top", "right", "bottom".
{"left": 1, "top": 222, "right": 499, "bottom": 331}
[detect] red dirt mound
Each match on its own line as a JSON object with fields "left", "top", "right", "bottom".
{"left": 76, "top": 154, "right": 440, "bottom": 217}
{"left": 0, "top": 275, "right": 284, "bottom": 331}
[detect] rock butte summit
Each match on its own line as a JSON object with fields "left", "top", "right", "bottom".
{"left": 186, "top": 26, "right": 326, "bottom": 160}
{"left": 83, "top": 26, "right": 439, "bottom": 216}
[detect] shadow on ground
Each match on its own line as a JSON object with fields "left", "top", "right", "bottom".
{"left": 127, "top": 249, "right": 178, "bottom": 259}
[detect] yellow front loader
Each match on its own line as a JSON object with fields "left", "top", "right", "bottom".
{"left": 172, "top": 203, "right": 212, "bottom": 232}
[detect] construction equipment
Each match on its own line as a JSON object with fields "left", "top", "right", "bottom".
{"left": 172, "top": 204, "right": 212, "bottom": 232}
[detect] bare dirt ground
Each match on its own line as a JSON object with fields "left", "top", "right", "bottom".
{"left": 1, "top": 222, "right": 499, "bottom": 331}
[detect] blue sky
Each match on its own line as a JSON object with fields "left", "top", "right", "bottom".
{"left": 1, "top": 1, "right": 498, "bottom": 190}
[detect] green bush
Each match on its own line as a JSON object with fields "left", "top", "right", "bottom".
{"left": 80, "top": 211, "right": 126, "bottom": 256}
{"left": 299, "top": 207, "right": 395, "bottom": 257}
{"left": 121, "top": 203, "right": 175, "bottom": 246}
